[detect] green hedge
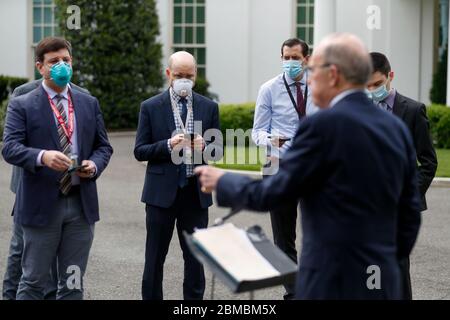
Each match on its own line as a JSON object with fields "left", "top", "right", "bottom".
{"left": 0, "top": 75, "right": 29, "bottom": 103}
{"left": 0, "top": 75, "right": 28, "bottom": 141}
{"left": 428, "top": 104, "right": 450, "bottom": 148}
{"left": 218, "top": 103, "right": 450, "bottom": 149}
{"left": 0, "top": 98, "right": 7, "bottom": 140}
{"left": 219, "top": 103, "right": 255, "bottom": 145}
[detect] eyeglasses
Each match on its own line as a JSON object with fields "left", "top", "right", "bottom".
{"left": 305, "top": 63, "right": 332, "bottom": 74}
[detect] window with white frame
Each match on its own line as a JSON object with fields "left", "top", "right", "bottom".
{"left": 296, "top": 0, "right": 314, "bottom": 49}
{"left": 172, "top": 0, "right": 206, "bottom": 77}
{"left": 33, "top": 0, "right": 59, "bottom": 78}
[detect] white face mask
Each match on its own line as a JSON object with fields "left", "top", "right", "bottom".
{"left": 172, "top": 78, "right": 194, "bottom": 97}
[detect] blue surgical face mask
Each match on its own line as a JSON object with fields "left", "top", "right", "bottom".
{"left": 283, "top": 60, "right": 303, "bottom": 79}
{"left": 370, "top": 83, "right": 390, "bottom": 102}
{"left": 50, "top": 61, "right": 73, "bottom": 88}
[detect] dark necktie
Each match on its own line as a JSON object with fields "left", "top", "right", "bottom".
{"left": 55, "top": 94, "right": 72, "bottom": 195}
{"left": 180, "top": 97, "right": 188, "bottom": 124}
{"left": 295, "top": 82, "right": 306, "bottom": 117}
{"left": 178, "top": 97, "right": 188, "bottom": 188}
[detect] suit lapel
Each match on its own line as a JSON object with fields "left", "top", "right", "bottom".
{"left": 70, "top": 89, "right": 85, "bottom": 155}
{"left": 36, "top": 86, "right": 60, "bottom": 148}
{"left": 393, "top": 93, "right": 407, "bottom": 120}
{"left": 192, "top": 93, "right": 204, "bottom": 133}
{"left": 163, "top": 89, "right": 176, "bottom": 133}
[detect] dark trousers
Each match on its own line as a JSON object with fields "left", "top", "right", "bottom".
{"left": 142, "top": 178, "right": 208, "bottom": 300}
{"left": 399, "top": 256, "right": 412, "bottom": 300}
{"left": 16, "top": 192, "right": 94, "bottom": 300}
{"left": 2, "top": 221, "right": 58, "bottom": 300}
{"left": 269, "top": 200, "right": 299, "bottom": 300}
{"left": 263, "top": 161, "right": 299, "bottom": 300}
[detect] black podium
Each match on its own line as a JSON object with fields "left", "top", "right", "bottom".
{"left": 184, "top": 223, "right": 297, "bottom": 298}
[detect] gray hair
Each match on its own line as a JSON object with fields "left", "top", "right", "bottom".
{"left": 321, "top": 33, "right": 373, "bottom": 85}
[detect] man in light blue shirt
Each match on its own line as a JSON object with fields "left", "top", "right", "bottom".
{"left": 251, "top": 38, "right": 319, "bottom": 300}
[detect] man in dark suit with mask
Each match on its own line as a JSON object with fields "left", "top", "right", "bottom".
{"left": 134, "top": 51, "right": 221, "bottom": 300}
{"left": 2, "top": 36, "right": 113, "bottom": 300}
{"left": 195, "top": 34, "right": 422, "bottom": 300}
{"left": 2, "top": 79, "right": 90, "bottom": 300}
{"left": 367, "top": 52, "right": 438, "bottom": 300}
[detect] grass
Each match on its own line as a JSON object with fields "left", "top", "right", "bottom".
{"left": 213, "top": 146, "right": 450, "bottom": 178}
{"left": 212, "top": 145, "right": 263, "bottom": 172}
{"left": 436, "top": 149, "right": 450, "bottom": 177}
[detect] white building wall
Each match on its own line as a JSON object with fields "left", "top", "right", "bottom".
{"left": 156, "top": 0, "right": 171, "bottom": 76}
{"left": 207, "top": 0, "right": 295, "bottom": 103}
{"left": 314, "top": 0, "right": 435, "bottom": 105}
{"left": 0, "top": 0, "right": 32, "bottom": 79}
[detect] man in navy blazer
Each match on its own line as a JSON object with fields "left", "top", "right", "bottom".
{"left": 134, "top": 51, "right": 221, "bottom": 300}
{"left": 195, "top": 34, "right": 422, "bottom": 299}
{"left": 2, "top": 79, "right": 90, "bottom": 301}
{"left": 2, "top": 37, "right": 113, "bottom": 299}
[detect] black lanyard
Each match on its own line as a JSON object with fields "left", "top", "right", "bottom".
{"left": 283, "top": 73, "right": 308, "bottom": 119}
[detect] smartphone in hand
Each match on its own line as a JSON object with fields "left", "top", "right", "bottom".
{"left": 68, "top": 164, "right": 89, "bottom": 174}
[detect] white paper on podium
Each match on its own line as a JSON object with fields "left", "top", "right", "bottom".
{"left": 192, "top": 223, "right": 280, "bottom": 281}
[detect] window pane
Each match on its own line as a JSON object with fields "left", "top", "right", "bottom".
{"left": 33, "top": 7, "right": 42, "bottom": 24}
{"left": 185, "top": 27, "right": 193, "bottom": 44}
{"left": 297, "top": 7, "right": 306, "bottom": 24}
{"left": 297, "top": 27, "right": 306, "bottom": 40}
{"left": 197, "top": 67, "right": 205, "bottom": 78}
{"left": 196, "top": 0, "right": 205, "bottom": 4}
{"left": 309, "top": 7, "right": 314, "bottom": 24}
{"left": 185, "top": 6, "right": 193, "bottom": 23}
{"left": 44, "top": 0, "right": 52, "bottom": 4}
{"left": 174, "top": 6, "right": 182, "bottom": 24}
{"left": 298, "top": 0, "right": 306, "bottom": 4}
{"left": 44, "top": 26, "right": 53, "bottom": 37}
{"left": 196, "top": 6, "right": 205, "bottom": 23}
{"left": 174, "top": 0, "right": 182, "bottom": 3}
{"left": 309, "top": 28, "right": 314, "bottom": 44}
{"left": 185, "top": 0, "right": 193, "bottom": 3}
{"left": 186, "top": 47, "right": 195, "bottom": 55}
{"left": 197, "top": 48, "right": 206, "bottom": 65}
{"left": 44, "top": 7, "right": 52, "bottom": 24}
{"left": 196, "top": 26, "right": 205, "bottom": 44}
{"left": 174, "top": 26, "right": 183, "bottom": 43}
{"left": 33, "top": 0, "right": 42, "bottom": 4}
{"left": 33, "top": 27, "right": 42, "bottom": 43}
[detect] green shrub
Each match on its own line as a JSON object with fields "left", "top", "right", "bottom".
{"left": 0, "top": 75, "right": 29, "bottom": 103}
{"left": 428, "top": 104, "right": 449, "bottom": 146}
{"left": 55, "top": 0, "right": 164, "bottom": 130}
{"left": 430, "top": 47, "right": 447, "bottom": 104}
{"left": 0, "top": 98, "right": 8, "bottom": 140}
{"left": 194, "top": 77, "right": 218, "bottom": 102}
{"left": 436, "top": 111, "right": 450, "bottom": 149}
{"left": 219, "top": 103, "right": 255, "bottom": 145}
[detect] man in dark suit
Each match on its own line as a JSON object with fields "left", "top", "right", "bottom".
{"left": 2, "top": 37, "right": 113, "bottom": 299}
{"left": 2, "top": 79, "right": 90, "bottom": 300}
{"left": 195, "top": 33, "right": 422, "bottom": 300}
{"left": 9, "top": 80, "right": 90, "bottom": 193}
{"left": 134, "top": 51, "right": 221, "bottom": 300}
{"left": 367, "top": 52, "right": 438, "bottom": 300}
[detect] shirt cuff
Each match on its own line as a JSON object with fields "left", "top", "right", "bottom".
{"left": 36, "top": 150, "right": 46, "bottom": 167}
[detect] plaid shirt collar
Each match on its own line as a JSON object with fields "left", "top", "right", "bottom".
{"left": 169, "top": 87, "right": 193, "bottom": 106}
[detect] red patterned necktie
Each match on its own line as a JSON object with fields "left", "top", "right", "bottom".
{"left": 55, "top": 94, "right": 72, "bottom": 195}
{"left": 295, "top": 82, "right": 306, "bottom": 117}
